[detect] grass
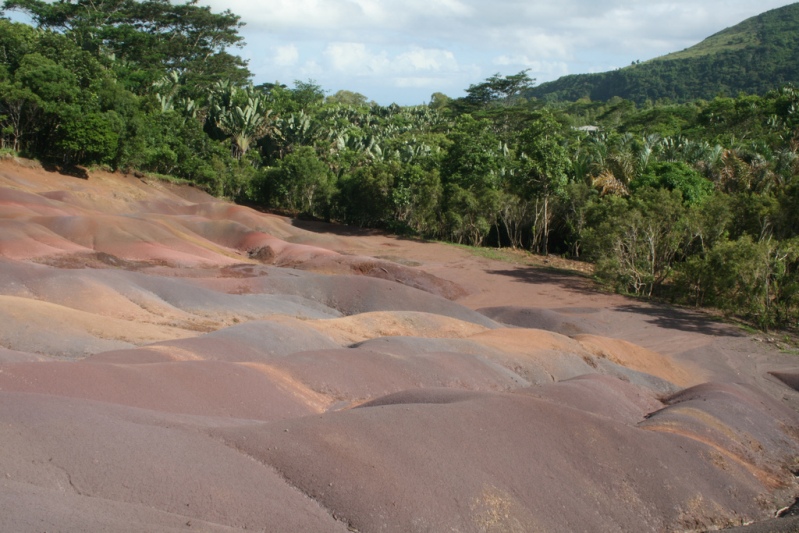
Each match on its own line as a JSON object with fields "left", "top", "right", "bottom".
{"left": 442, "top": 242, "right": 594, "bottom": 276}
{"left": 446, "top": 243, "right": 526, "bottom": 263}
{"left": 133, "top": 171, "right": 196, "bottom": 186}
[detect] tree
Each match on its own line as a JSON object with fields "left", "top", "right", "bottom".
{"left": 0, "top": 19, "right": 38, "bottom": 73}
{"left": 0, "top": 81, "right": 40, "bottom": 152}
{"left": 389, "top": 163, "right": 441, "bottom": 235}
{"left": 3, "top": 0, "right": 249, "bottom": 93}
{"left": 210, "top": 83, "right": 278, "bottom": 159}
{"left": 632, "top": 161, "right": 714, "bottom": 205}
{"left": 429, "top": 92, "right": 450, "bottom": 111}
{"left": 460, "top": 70, "right": 535, "bottom": 109}
{"left": 326, "top": 90, "right": 368, "bottom": 107}
{"left": 56, "top": 108, "right": 120, "bottom": 164}
{"left": 586, "top": 188, "right": 689, "bottom": 297}
{"left": 263, "top": 146, "right": 333, "bottom": 216}
{"left": 586, "top": 133, "right": 655, "bottom": 196}
{"left": 14, "top": 52, "right": 78, "bottom": 104}
{"left": 679, "top": 236, "right": 799, "bottom": 330}
{"left": 516, "top": 112, "right": 570, "bottom": 254}
{"left": 441, "top": 115, "right": 504, "bottom": 245}
{"left": 337, "top": 160, "right": 399, "bottom": 227}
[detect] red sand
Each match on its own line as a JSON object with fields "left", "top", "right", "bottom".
{"left": 0, "top": 158, "right": 797, "bottom": 532}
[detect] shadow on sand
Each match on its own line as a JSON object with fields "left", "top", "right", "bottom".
{"left": 612, "top": 303, "right": 745, "bottom": 338}
{"left": 291, "top": 218, "right": 427, "bottom": 241}
{"left": 488, "top": 266, "right": 598, "bottom": 296}
{"left": 292, "top": 218, "right": 384, "bottom": 237}
{"left": 41, "top": 163, "right": 90, "bottom": 180}
{"left": 490, "top": 265, "right": 745, "bottom": 338}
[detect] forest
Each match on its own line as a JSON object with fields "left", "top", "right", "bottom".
{"left": 528, "top": 2, "right": 799, "bottom": 104}
{"left": 1, "top": 0, "right": 798, "bottom": 331}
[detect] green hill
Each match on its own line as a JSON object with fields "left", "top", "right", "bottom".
{"left": 527, "top": 3, "right": 799, "bottom": 104}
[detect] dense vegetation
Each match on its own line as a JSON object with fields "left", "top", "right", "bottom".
{"left": 1, "top": 0, "right": 798, "bottom": 331}
{"left": 528, "top": 3, "right": 799, "bottom": 105}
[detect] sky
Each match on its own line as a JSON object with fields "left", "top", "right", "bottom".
{"left": 196, "top": 0, "right": 795, "bottom": 105}
{"left": 5, "top": 1, "right": 796, "bottom": 105}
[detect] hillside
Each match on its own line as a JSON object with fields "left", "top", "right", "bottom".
{"left": 527, "top": 3, "right": 799, "bottom": 104}
{"left": 1, "top": 159, "right": 798, "bottom": 531}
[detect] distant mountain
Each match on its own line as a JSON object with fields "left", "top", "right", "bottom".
{"left": 527, "top": 3, "right": 799, "bottom": 104}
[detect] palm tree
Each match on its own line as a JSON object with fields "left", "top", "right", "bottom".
{"left": 587, "top": 133, "right": 651, "bottom": 196}
{"left": 210, "top": 83, "right": 279, "bottom": 159}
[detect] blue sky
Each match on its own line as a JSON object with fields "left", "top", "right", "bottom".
{"left": 203, "top": 0, "right": 795, "bottom": 105}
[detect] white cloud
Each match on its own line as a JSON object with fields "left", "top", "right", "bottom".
{"left": 273, "top": 44, "right": 299, "bottom": 66}
{"left": 323, "top": 43, "right": 460, "bottom": 78}
{"left": 395, "top": 48, "right": 458, "bottom": 71}
{"left": 218, "top": 0, "right": 366, "bottom": 31}
{"left": 198, "top": 0, "right": 797, "bottom": 104}
{"left": 394, "top": 76, "right": 450, "bottom": 89}
{"left": 323, "top": 42, "right": 391, "bottom": 74}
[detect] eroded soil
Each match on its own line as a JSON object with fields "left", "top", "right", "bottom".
{"left": 1, "top": 159, "right": 797, "bottom": 532}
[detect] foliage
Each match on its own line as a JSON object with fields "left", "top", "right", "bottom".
{"left": 516, "top": 112, "right": 570, "bottom": 254}
{"left": 440, "top": 115, "right": 504, "bottom": 245}
{"left": 633, "top": 161, "right": 714, "bottom": 205}
{"left": 527, "top": 4, "right": 799, "bottom": 105}
{"left": 453, "top": 70, "right": 535, "bottom": 113}
{"left": 677, "top": 236, "right": 799, "bottom": 330}
{"left": 3, "top": 0, "right": 248, "bottom": 92}
{"left": 262, "top": 146, "right": 333, "bottom": 216}
{"left": 584, "top": 188, "right": 689, "bottom": 297}
{"left": 2, "top": 4, "right": 799, "bottom": 330}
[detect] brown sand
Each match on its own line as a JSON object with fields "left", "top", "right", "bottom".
{"left": 0, "top": 158, "right": 797, "bottom": 532}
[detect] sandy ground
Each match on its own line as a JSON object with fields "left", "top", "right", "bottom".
{"left": 0, "top": 158, "right": 797, "bottom": 532}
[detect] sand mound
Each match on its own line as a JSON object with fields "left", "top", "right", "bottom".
{"left": 258, "top": 347, "right": 524, "bottom": 406}
{"left": 0, "top": 219, "right": 90, "bottom": 259}
{"left": 771, "top": 372, "right": 799, "bottom": 392}
{"left": 517, "top": 373, "right": 665, "bottom": 424}
{"left": 304, "top": 311, "right": 490, "bottom": 345}
{"left": 0, "top": 347, "right": 49, "bottom": 363}
{"left": 231, "top": 269, "right": 497, "bottom": 325}
{"left": 271, "top": 253, "right": 467, "bottom": 300}
{"left": 641, "top": 382, "right": 799, "bottom": 488}
{"left": 575, "top": 334, "right": 703, "bottom": 388}
{"left": 478, "top": 305, "right": 606, "bottom": 335}
{"left": 0, "top": 187, "right": 75, "bottom": 217}
{"left": 466, "top": 327, "right": 598, "bottom": 383}
{"left": 87, "top": 319, "right": 341, "bottom": 364}
{"left": 0, "top": 360, "right": 318, "bottom": 420}
{"left": 2, "top": 160, "right": 798, "bottom": 531}
{"left": 0, "top": 480, "right": 251, "bottom": 533}
{"left": 0, "top": 258, "right": 340, "bottom": 335}
{"left": 213, "top": 381, "right": 793, "bottom": 532}
{"left": 31, "top": 214, "right": 245, "bottom": 266}
{"left": 0, "top": 392, "right": 348, "bottom": 532}
{"left": 0, "top": 295, "right": 196, "bottom": 357}
{"left": 178, "top": 202, "right": 301, "bottom": 240}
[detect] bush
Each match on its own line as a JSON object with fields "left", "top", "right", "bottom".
{"left": 583, "top": 188, "right": 688, "bottom": 296}
{"left": 632, "top": 161, "right": 713, "bottom": 205}
{"left": 676, "top": 236, "right": 799, "bottom": 330}
{"left": 261, "top": 146, "right": 333, "bottom": 216}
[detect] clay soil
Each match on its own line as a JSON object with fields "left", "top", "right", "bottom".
{"left": 0, "top": 158, "right": 797, "bottom": 532}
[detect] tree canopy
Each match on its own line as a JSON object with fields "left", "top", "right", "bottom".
{"left": 2, "top": 0, "right": 249, "bottom": 91}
